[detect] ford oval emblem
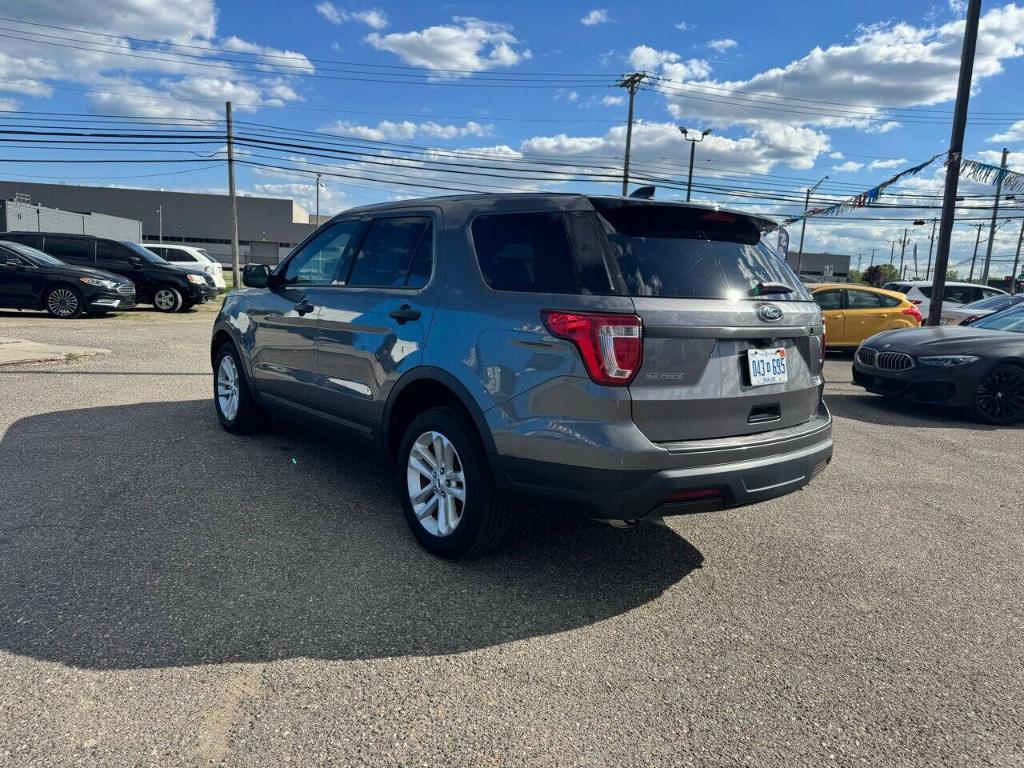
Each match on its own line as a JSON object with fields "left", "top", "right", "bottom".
{"left": 757, "top": 304, "right": 784, "bottom": 322}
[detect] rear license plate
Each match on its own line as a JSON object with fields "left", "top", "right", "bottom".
{"left": 748, "top": 348, "right": 788, "bottom": 386}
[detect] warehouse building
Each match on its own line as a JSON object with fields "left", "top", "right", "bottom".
{"left": 0, "top": 181, "right": 317, "bottom": 265}
{"left": 786, "top": 251, "right": 852, "bottom": 282}
{"left": 1, "top": 197, "right": 142, "bottom": 241}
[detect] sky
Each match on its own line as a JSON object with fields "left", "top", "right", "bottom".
{"left": 1, "top": 0, "right": 1024, "bottom": 276}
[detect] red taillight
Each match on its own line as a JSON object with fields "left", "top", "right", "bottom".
{"left": 541, "top": 310, "right": 643, "bottom": 386}
{"left": 667, "top": 488, "right": 722, "bottom": 502}
{"left": 902, "top": 305, "right": 923, "bottom": 324}
{"left": 910, "top": 299, "right": 923, "bottom": 305}
{"left": 961, "top": 314, "right": 979, "bottom": 325}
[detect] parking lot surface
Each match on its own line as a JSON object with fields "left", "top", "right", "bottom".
{"left": 1, "top": 308, "right": 1022, "bottom": 767}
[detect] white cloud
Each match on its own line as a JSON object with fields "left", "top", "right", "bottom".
{"left": 628, "top": 45, "right": 711, "bottom": 79}
{"left": 867, "top": 157, "right": 909, "bottom": 169}
{"left": 219, "top": 37, "right": 315, "bottom": 73}
{"left": 567, "top": 90, "right": 579, "bottom": 101}
{"left": 832, "top": 161, "right": 865, "bottom": 172}
{"left": 602, "top": 94, "right": 624, "bottom": 107}
{"left": 659, "top": 4, "right": 1024, "bottom": 133}
{"left": 989, "top": 120, "right": 1024, "bottom": 143}
{"left": 674, "top": 21, "right": 692, "bottom": 31}
{"left": 829, "top": 151, "right": 845, "bottom": 159}
{"left": 321, "top": 119, "right": 493, "bottom": 141}
{"left": 365, "top": 17, "right": 531, "bottom": 76}
{"left": 315, "top": 3, "right": 388, "bottom": 28}
{"left": 706, "top": 38, "right": 738, "bottom": 53}
{"left": 581, "top": 9, "right": 610, "bottom": 26}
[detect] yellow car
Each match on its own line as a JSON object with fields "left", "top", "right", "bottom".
{"left": 810, "top": 283, "right": 922, "bottom": 349}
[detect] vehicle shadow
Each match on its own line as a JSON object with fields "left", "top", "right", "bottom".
{"left": 0, "top": 399, "right": 702, "bottom": 670}
{"left": 825, "top": 390, "right": 1016, "bottom": 430}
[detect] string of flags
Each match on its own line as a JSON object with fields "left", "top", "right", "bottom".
{"left": 782, "top": 153, "right": 946, "bottom": 225}
{"left": 958, "top": 156, "right": 1024, "bottom": 194}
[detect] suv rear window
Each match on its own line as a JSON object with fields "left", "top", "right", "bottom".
{"left": 596, "top": 204, "right": 809, "bottom": 301}
{"left": 472, "top": 212, "right": 578, "bottom": 294}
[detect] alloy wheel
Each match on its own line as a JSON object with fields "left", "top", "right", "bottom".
{"left": 47, "top": 288, "right": 79, "bottom": 317}
{"left": 154, "top": 289, "right": 177, "bottom": 311}
{"left": 975, "top": 365, "right": 1024, "bottom": 423}
{"left": 217, "top": 355, "right": 240, "bottom": 421}
{"left": 406, "top": 430, "right": 466, "bottom": 537}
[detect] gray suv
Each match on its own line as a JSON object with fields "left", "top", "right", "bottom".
{"left": 211, "top": 194, "right": 832, "bottom": 557}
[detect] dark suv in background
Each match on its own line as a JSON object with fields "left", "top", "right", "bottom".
{"left": 0, "top": 232, "right": 217, "bottom": 312}
{"left": 212, "top": 193, "right": 832, "bottom": 558}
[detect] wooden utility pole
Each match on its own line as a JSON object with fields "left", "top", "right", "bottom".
{"left": 898, "top": 228, "right": 909, "bottom": 278}
{"left": 981, "top": 147, "right": 1009, "bottom": 285}
{"left": 226, "top": 100, "right": 241, "bottom": 288}
{"left": 1011, "top": 217, "right": 1024, "bottom": 295}
{"left": 926, "top": 218, "right": 936, "bottom": 279}
{"left": 928, "top": 0, "right": 982, "bottom": 326}
{"left": 616, "top": 73, "right": 647, "bottom": 196}
{"left": 968, "top": 223, "right": 985, "bottom": 281}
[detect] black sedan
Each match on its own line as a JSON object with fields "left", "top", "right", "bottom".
{"left": 0, "top": 240, "right": 136, "bottom": 318}
{"left": 853, "top": 303, "right": 1024, "bottom": 424}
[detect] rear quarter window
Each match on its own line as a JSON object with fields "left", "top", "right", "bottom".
{"left": 471, "top": 211, "right": 579, "bottom": 294}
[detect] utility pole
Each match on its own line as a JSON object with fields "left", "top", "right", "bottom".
{"left": 968, "top": 223, "right": 984, "bottom": 281}
{"left": 981, "top": 147, "right": 1009, "bottom": 286}
{"left": 912, "top": 242, "right": 919, "bottom": 279}
{"left": 928, "top": 0, "right": 981, "bottom": 326}
{"left": 616, "top": 72, "right": 647, "bottom": 196}
{"left": 315, "top": 172, "right": 321, "bottom": 222}
{"left": 889, "top": 239, "right": 896, "bottom": 266}
{"left": 926, "top": 217, "right": 936, "bottom": 279}
{"left": 898, "top": 228, "right": 909, "bottom": 278}
{"left": 795, "top": 175, "right": 829, "bottom": 278}
{"left": 869, "top": 247, "right": 876, "bottom": 267}
{"left": 857, "top": 253, "right": 863, "bottom": 272}
{"left": 157, "top": 206, "right": 163, "bottom": 244}
{"left": 1011, "top": 217, "right": 1024, "bottom": 296}
{"left": 226, "top": 101, "right": 241, "bottom": 288}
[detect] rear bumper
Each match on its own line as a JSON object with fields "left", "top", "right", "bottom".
{"left": 492, "top": 406, "right": 833, "bottom": 520}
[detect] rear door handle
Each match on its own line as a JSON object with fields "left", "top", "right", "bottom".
{"left": 389, "top": 304, "right": 421, "bottom": 323}
{"left": 293, "top": 298, "right": 315, "bottom": 316}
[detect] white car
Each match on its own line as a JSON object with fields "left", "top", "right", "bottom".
{"left": 939, "top": 293, "right": 1024, "bottom": 325}
{"left": 143, "top": 243, "right": 226, "bottom": 291}
{"left": 881, "top": 280, "right": 1006, "bottom": 324}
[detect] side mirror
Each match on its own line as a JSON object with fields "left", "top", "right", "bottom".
{"left": 242, "top": 263, "right": 271, "bottom": 289}
{"left": 129, "top": 256, "right": 143, "bottom": 267}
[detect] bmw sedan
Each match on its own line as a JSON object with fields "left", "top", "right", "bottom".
{"left": 853, "top": 303, "right": 1024, "bottom": 424}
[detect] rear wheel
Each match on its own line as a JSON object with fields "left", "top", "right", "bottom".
{"left": 972, "top": 364, "right": 1024, "bottom": 425}
{"left": 153, "top": 285, "right": 183, "bottom": 313}
{"left": 44, "top": 285, "right": 84, "bottom": 318}
{"left": 397, "top": 407, "right": 510, "bottom": 558}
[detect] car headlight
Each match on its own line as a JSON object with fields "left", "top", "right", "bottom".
{"left": 917, "top": 355, "right": 981, "bottom": 367}
{"left": 79, "top": 277, "right": 117, "bottom": 289}
{"left": 186, "top": 274, "right": 207, "bottom": 284}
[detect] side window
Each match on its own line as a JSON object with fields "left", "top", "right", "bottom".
{"left": 166, "top": 251, "right": 194, "bottom": 262}
{"left": 982, "top": 288, "right": 1002, "bottom": 299}
{"left": 406, "top": 228, "right": 433, "bottom": 289}
{"left": 43, "top": 236, "right": 93, "bottom": 264}
{"left": 96, "top": 240, "right": 134, "bottom": 269}
{"left": 3, "top": 233, "right": 43, "bottom": 249}
{"left": 879, "top": 294, "right": 903, "bottom": 308}
{"left": 347, "top": 217, "right": 432, "bottom": 288}
{"left": 944, "top": 286, "right": 971, "bottom": 304}
{"left": 846, "top": 290, "right": 884, "bottom": 309}
{"left": 281, "top": 220, "right": 362, "bottom": 286}
{"left": 471, "top": 211, "right": 578, "bottom": 294}
{"left": 813, "top": 289, "right": 843, "bottom": 310}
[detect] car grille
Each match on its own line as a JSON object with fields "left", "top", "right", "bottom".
{"left": 857, "top": 347, "right": 877, "bottom": 366}
{"left": 876, "top": 351, "right": 914, "bottom": 371}
{"left": 116, "top": 284, "right": 135, "bottom": 295}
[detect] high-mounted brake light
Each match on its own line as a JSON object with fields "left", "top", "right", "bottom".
{"left": 541, "top": 310, "right": 643, "bottom": 386}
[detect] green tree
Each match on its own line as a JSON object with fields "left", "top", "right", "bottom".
{"left": 863, "top": 264, "right": 899, "bottom": 286}
{"left": 848, "top": 269, "right": 864, "bottom": 284}
{"left": 946, "top": 269, "right": 960, "bottom": 281}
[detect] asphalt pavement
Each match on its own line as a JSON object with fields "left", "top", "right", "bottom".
{"left": 1, "top": 306, "right": 1022, "bottom": 767}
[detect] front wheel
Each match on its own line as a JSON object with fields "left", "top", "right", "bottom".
{"left": 152, "top": 285, "right": 184, "bottom": 313}
{"left": 397, "top": 407, "right": 511, "bottom": 558}
{"left": 44, "top": 285, "right": 84, "bottom": 318}
{"left": 972, "top": 364, "right": 1024, "bottom": 425}
{"left": 213, "top": 342, "right": 264, "bottom": 433}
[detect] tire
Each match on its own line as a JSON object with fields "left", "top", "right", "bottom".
{"left": 152, "top": 285, "right": 184, "bottom": 313}
{"left": 397, "top": 406, "right": 511, "bottom": 559}
{"left": 213, "top": 342, "right": 264, "bottom": 434}
{"left": 971, "top": 363, "right": 1024, "bottom": 425}
{"left": 44, "top": 285, "right": 84, "bottom": 318}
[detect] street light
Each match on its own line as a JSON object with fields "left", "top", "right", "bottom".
{"left": 795, "top": 175, "right": 829, "bottom": 278}
{"left": 679, "top": 126, "right": 712, "bottom": 202}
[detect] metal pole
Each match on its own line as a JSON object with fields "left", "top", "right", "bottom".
{"left": 315, "top": 172, "right": 321, "bottom": 222}
{"left": 889, "top": 239, "right": 895, "bottom": 266}
{"left": 898, "top": 228, "right": 908, "bottom": 278}
{"left": 617, "top": 73, "right": 645, "bottom": 196}
{"left": 869, "top": 248, "right": 876, "bottom": 267}
{"left": 968, "top": 224, "right": 983, "bottom": 281}
{"left": 928, "top": 0, "right": 981, "bottom": 326}
{"left": 926, "top": 218, "right": 936, "bottom": 279}
{"left": 686, "top": 140, "right": 696, "bottom": 202}
{"left": 1011, "top": 217, "right": 1024, "bottom": 296}
{"left": 226, "top": 101, "right": 241, "bottom": 288}
{"left": 796, "top": 188, "right": 811, "bottom": 278}
{"left": 981, "top": 147, "right": 1009, "bottom": 286}
{"left": 158, "top": 206, "right": 163, "bottom": 244}
{"left": 912, "top": 242, "right": 919, "bottom": 279}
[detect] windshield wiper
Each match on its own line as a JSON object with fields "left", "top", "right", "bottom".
{"left": 754, "top": 281, "right": 795, "bottom": 295}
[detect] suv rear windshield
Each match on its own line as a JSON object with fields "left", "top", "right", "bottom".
{"left": 595, "top": 203, "right": 809, "bottom": 301}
